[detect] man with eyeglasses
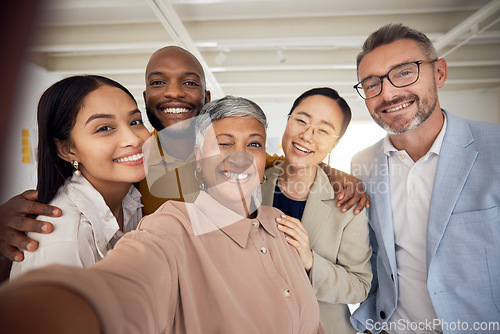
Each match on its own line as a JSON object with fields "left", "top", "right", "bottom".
{"left": 350, "top": 23, "right": 500, "bottom": 334}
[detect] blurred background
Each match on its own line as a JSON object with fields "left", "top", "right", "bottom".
{"left": 1, "top": 0, "right": 499, "bottom": 202}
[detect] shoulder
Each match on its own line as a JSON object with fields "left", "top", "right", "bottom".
{"left": 446, "top": 112, "right": 500, "bottom": 144}
{"left": 352, "top": 138, "right": 385, "bottom": 166}
{"left": 139, "top": 200, "right": 193, "bottom": 236}
{"left": 28, "top": 186, "right": 83, "bottom": 243}
{"left": 264, "top": 163, "right": 284, "bottom": 178}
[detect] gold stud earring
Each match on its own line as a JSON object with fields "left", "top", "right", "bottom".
{"left": 71, "top": 160, "right": 81, "bottom": 175}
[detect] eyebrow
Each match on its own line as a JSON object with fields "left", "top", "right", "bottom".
{"left": 216, "top": 133, "right": 265, "bottom": 141}
{"left": 295, "top": 111, "right": 336, "bottom": 131}
{"left": 85, "top": 109, "right": 141, "bottom": 125}
{"left": 147, "top": 71, "right": 201, "bottom": 79}
{"left": 360, "top": 59, "right": 416, "bottom": 81}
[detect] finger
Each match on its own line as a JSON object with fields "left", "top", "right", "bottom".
{"left": 276, "top": 221, "right": 307, "bottom": 242}
{"left": 337, "top": 182, "right": 356, "bottom": 208}
{"left": 330, "top": 178, "right": 344, "bottom": 200}
{"left": 0, "top": 241, "right": 25, "bottom": 262}
{"left": 23, "top": 200, "right": 62, "bottom": 218}
{"left": 11, "top": 216, "right": 54, "bottom": 234}
{"left": 351, "top": 194, "right": 369, "bottom": 215}
{"left": 20, "top": 189, "right": 39, "bottom": 202}
{"left": 1, "top": 227, "right": 40, "bottom": 253}
{"left": 275, "top": 215, "right": 303, "bottom": 234}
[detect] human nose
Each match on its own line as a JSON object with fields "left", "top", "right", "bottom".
{"left": 163, "top": 81, "right": 186, "bottom": 99}
{"left": 379, "top": 76, "right": 400, "bottom": 100}
{"left": 224, "top": 151, "right": 254, "bottom": 170}
{"left": 299, "top": 123, "right": 315, "bottom": 142}
{"left": 120, "top": 126, "right": 144, "bottom": 148}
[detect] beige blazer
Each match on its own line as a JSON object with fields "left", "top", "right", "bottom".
{"left": 262, "top": 163, "right": 372, "bottom": 334}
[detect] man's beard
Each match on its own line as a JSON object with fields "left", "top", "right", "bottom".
{"left": 374, "top": 91, "right": 437, "bottom": 135}
{"left": 147, "top": 105, "right": 197, "bottom": 140}
{"left": 146, "top": 105, "right": 165, "bottom": 131}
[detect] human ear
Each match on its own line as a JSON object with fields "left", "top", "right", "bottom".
{"left": 194, "top": 145, "right": 202, "bottom": 171}
{"left": 434, "top": 58, "right": 448, "bottom": 88}
{"left": 205, "top": 90, "right": 211, "bottom": 103}
{"left": 54, "top": 139, "right": 78, "bottom": 163}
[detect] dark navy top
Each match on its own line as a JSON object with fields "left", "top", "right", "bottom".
{"left": 272, "top": 183, "right": 306, "bottom": 220}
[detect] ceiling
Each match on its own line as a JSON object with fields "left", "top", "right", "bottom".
{"left": 26, "top": 0, "right": 500, "bottom": 119}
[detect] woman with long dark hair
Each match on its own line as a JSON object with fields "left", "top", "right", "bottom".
{"left": 10, "top": 75, "right": 150, "bottom": 277}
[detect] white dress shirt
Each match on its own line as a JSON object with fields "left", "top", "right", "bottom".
{"left": 384, "top": 114, "right": 447, "bottom": 333}
{"left": 10, "top": 174, "right": 143, "bottom": 278}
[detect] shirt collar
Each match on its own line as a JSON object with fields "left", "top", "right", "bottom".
{"left": 189, "top": 191, "right": 276, "bottom": 248}
{"left": 65, "top": 174, "right": 142, "bottom": 256}
{"left": 383, "top": 110, "right": 448, "bottom": 158}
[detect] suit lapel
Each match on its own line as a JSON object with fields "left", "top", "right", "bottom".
{"left": 369, "top": 147, "right": 398, "bottom": 274}
{"left": 426, "top": 113, "right": 477, "bottom": 269}
{"left": 301, "top": 167, "right": 334, "bottom": 248}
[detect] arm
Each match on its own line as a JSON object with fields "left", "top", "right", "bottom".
{"left": 319, "top": 163, "right": 370, "bottom": 214}
{"left": 1, "top": 225, "right": 176, "bottom": 334}
{"left": 309, "top": 210, "right": 372, "bottom": 304}
{"left": 0, "top": 282, "right": 101, "bottom": 334}
{"left": 0, "top": 190, "right": 61, "bottom": 262}
{"left": 266, "top": 153, "right": 370, "bottom": 213}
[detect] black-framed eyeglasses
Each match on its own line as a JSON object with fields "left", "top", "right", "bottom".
{"left": 353, "top": 59, "right": 438, "bottom": 100}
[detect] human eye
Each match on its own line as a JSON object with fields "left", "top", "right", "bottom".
{"left": 96, "top": 125, "right": 113, "bottom": 133}
{"left": 185, "top": 80, "right": 200, "bottom": 87}
{"left": 217, "top": 141, "right": 233, "bottom": 148}
{"left": 392, "top": 64, "right": 416, "bottom": 79}
{"left": 149, "top": 79, "right": 165, "bottom": 86}
{"left": 318, "top": 128, "right": 330, "bottom": 136}
{"left": 362, "top": 78, "right": 380, "bottom": 92}
{"left": 130, "top": 119, "right": 144, "bottom": 126}
{"left": 293, "top": 116, "right": 307, "bottom": 125}
{"left": 248, "top": 141, "right": 263, "bottom": 148}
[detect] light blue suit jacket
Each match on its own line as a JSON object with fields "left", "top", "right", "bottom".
{"left": 350, "top": 111, "right": 500, "bottom": 334}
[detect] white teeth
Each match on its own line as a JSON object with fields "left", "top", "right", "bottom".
{"left": 115, "top": 153, "right": 144, "bottom": 163}
{"left": 293, "top": 143, "right": 312, "bottom": 153}
{"left": 161, "top": 108, "right": 189, "bottom": 114}
{"left": 386, "top": 102, "right": 411, "bottom": 113}
{"left": 223, "top": 171, "right": 250, "bottom": 180}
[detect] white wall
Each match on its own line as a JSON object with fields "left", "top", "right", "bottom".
{"left": 0, "top": 62, "right": 62, "bottom": 202}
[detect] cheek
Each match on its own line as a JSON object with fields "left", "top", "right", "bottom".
{"left": 254, "top": 152, "right": 267, "bottom": 177}
{"left": 281, "top": 128, "right": 294, "bottom": 148}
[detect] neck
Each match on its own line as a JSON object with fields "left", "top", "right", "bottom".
{"left": 278, "top": 161, "right": 317, "bottom": 200}
{"left": 389, "top": 108, "right": 444, "bottom": 162}
{"left": 159, "top": 129, "right": 196, "bottom": 161}
{"left": 92, "top": 182, "right": 129, "bottom": 231}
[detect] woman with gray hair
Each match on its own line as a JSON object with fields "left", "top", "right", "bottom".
{"left": 0, "top": 96, "right": 325, "bottom": 334}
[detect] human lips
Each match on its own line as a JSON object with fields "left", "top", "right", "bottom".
{"left": 161, "top": 107, "right": 191, "bottom": 114}
{"left": 382, "top": 101, "right": 413, "bottom": 113}
{"left": 113, "top": 151, "right": 144, "bottom": 164}
{"left": 292, "top": 142, "right": 313, "bottom": 154}
{"left": 221, "top": 171, "right": 251, "bottom": 183}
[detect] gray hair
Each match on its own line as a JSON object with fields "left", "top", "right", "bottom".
{"left": 195, "top": 95, "right": 268, "bottom": 149}
{"left": 356, "top": 23, "right": 438, "bottom": 70}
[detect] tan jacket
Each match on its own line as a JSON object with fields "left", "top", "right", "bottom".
{"left": 261, "top": 164, "right": 372, "bottom": 334}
